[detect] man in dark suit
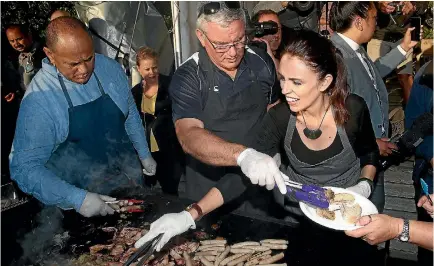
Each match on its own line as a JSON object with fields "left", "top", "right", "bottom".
{"left": 329, "top": 2, "right": 420, "bottom": 213}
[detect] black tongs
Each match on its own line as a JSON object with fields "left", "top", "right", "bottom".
{"left": 123, "top": 233, "right": 164, "bottom": 266}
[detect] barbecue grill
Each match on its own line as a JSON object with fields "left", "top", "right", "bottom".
{"left": 4, "top": 192, "right": 385, "bottom": 266}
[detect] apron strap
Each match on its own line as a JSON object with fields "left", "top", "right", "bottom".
{"left": 57, "top": 74, "right": 74, "bottom": 108}
{"left": 94, "top": 73, "right": 106, "bottom": 95}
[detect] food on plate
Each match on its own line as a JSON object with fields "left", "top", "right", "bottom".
{"left": 259, "top": 239, "right": 288, "bottom": 245}
{"left": 258, "top": 252, "right": 285, "bottom": 265}
{"left": 341, "top": 202, "right": 362, "bottom": 224}
{"left": 331, "top": 193, "right": 355, "bottom": 204}
{"left": 316, "top": 208, "right": 336, "bottom": 220}
{"left": 325, "top": 188, "right": 335, "bottom": 201}
{"left": 231, "top": 241, "right": 260, "bottom": 248}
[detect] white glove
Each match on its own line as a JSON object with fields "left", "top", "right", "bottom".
{"left": 78, "top": 192, "right": 116, "bottom": 217}
{"left": 141, "top": 157, "right": 157, "bottom": 176}
{"left": 135, "top": 211, "right": 196, "bottom": 251}
{"left": 273, "top": 153, "right": 282, "bottom": 168}
{"left": 347, "top": 180, "right": 372, "bottom": 198}
{"left": 237, "top": 148, "right": 287, "bottom": 194}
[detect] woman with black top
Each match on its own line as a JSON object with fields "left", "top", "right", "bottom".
{"left": 257, "top": 30, "right": 379, "bottom": 222}
{"left": 132, "top": 47, "right": 184, "bottom": 195}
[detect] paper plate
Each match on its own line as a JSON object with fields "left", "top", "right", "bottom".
{"left": 299, "top": 186, "right": 378, "bottom": 231}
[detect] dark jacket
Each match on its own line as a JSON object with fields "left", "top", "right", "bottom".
{"left": 132, "top": 74, "right": 178, "bottom": 152}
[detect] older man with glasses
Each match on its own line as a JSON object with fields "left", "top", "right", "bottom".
{"left": 135, "top": 1, "right": 285, "bottom": 250}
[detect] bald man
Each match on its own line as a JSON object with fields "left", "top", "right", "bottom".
{"left": 6, "top": 24, "right": 44, "bottom": 90}
{"left": 9, "top": 17, "right": 157, "bottom": 218}
{"left": 50, "top": 10, "right": 70, "bottom": 21}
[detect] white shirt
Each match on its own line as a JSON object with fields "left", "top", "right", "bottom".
{"left": 337, "top": 33, "right": 406, "bottom": 81}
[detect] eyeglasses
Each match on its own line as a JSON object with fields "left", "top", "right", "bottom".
{"left": 198, "top": 1, "right": 241, "bottom": 17}
{"left": 201, "top": 32, "right": 247, "bottom": 53}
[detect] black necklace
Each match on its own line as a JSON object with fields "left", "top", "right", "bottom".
{"left": 301, "top": 106, "right": 330, "bottom": 140}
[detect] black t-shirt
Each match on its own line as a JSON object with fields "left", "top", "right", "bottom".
{"left": 255, "top": 94, "right": 380, "bottom": 169}
{"left": 168, "top": 46, "right": 279, "bottom": 123}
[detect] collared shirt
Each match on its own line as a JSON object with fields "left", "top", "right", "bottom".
{"left": 169, "top": 46, "right": 278, "bottom": 123}
{"left": 9, "top": 53, "right": 151, "bottom": 210}
{"left": 337, "top": 33, "right": 406, "bottom": 81}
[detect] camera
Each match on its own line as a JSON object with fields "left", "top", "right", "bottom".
{"left": 248, "top": 21, "right": 279, "bottom": 38}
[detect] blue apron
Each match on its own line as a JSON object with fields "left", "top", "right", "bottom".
{"left": 45, "top": 73, "right": 143, "bottom": 199}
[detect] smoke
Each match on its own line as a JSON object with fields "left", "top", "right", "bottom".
{"left": 12, "top": 206, "right": 69, "bottom": 265}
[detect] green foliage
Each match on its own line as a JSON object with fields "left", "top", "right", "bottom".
{"left": 1, "top": 1, "right": 76, "bottom": 39}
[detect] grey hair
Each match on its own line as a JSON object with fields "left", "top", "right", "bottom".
{"left": 196, "top": 7, "right": 246, "bottom": 32}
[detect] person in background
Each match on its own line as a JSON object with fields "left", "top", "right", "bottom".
{"left": 9, "top": 17, "right": 156, "bottom": 218}
{"left": 319, "top": 2, "right": 334, "bottom": 37}
{"left": 50, "top": 10, "right": 70, "bottom": 21}
{"left": 329, "top": 1, "right": 420, "bottom": 213}
{"left": 5, "top": 24, "right": 45, "bottom": 91}
{"left": 132, "top": 47, "right": 184, "bottom": 195}
{"left": 405, "top": 60, "right": 433, "bottom": 265}
{"left": 345, "top": 193, "right": 433, "bottom": 251}
{"left": 368, "top": 1, "right": 429, "bottom": 105}
{"left": 251, "top": 9, "right": 282, "bottom": 69}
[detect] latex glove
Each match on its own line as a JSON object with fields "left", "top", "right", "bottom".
{"left": 347, "top": 181, "right": 372, "bottom": 198}
{"left": 78, "top": 192, "right": 116, "bottom": 217}
{"left": 273, "top": 153, "right": 282, "bottom": 168}
{"left": 134, "top": 211, "right": 196, "bottom": 251}
{"left": 237, "top": 148, "right": 286, "bottom": 194}
{"left": 141, "top": 157, "right": 157, "bottom": 176}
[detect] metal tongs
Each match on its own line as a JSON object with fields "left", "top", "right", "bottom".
{"left": 124, "top": 233, "right": 164, "bottom": 266}
{"left": 280, "top": 171, "right": 330, "bottom": 209}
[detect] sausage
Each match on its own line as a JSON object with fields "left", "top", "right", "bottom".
{"left": 260, "top": 244, "right": 287, "bottom": 250}
{"left": 204, "top": 256, "right": 216, "bottom": 262}
{"left": 200, "top": 257, "right": 215, "bottom": 266}
{"left": 260, "top": 240, "right": 288, "bottom": 245}
{"left": 214, "top": 246, "right": 231, "bottom": 266}
{"left": 195, "top": 251, "right": 219, "bottom": 256}
{"left": 230, "top": 248, "right": 255, "bottom": 254}
{"left": 231, "top": 242, "right": 260, "bottom": 248}
{"left": 244, "top": 255, "right": 271, "bottom": 266}
{"left": 227, "top": 254, "right": 253, "bottom": 266}
{"left": 247, "top": 251, "right": 272, "bottom": 261}
{"left": 240, "top": 246, "right": 270, "bottom": 252}
{"left": 183, "top": 252, "right": 193, "bottom": 266}
{"left": 199, "top": 243, "right": 226, "bottom": 248}
{"left": 198, "top": 246, "right": 226, "bottom": 252}
{"left": 258, "top": 253, "right": 284, "bottom": 265}
{"left": 220, "top": 254, "right": 245, "bottom": 266}
{"left": 201, "top": 240, "right": 227, "bottom": 245}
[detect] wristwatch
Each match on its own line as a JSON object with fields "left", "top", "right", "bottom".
{"left": 185, "top": 203, "right": 203, "bottom": 221}
{"left": 398, "top": 219, "right": 410, "bottom": 242}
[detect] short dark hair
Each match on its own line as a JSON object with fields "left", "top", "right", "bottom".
{"left": 5, "top": 24, "right": 30, "bottom": 36}
{"left": 251, "top": 9, "right": 278, "bottom": 24}
{"left": 45, "top": 16, "right": 89, "bottom": 50}
{"left": 280, "top": 30, "right": 349, "bottom": 125}
{"left": 329, "top": 2, "right": 373, "bottom": 33}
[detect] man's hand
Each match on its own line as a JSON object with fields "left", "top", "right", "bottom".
{"left": 417, "top": 194, "right": 434, "bottom": 217}
{"left": 78, "top": 192, "right": 116, "bottom": 217}
{"left": 400, "top": 26, "right": 422, "bottom": 52}
{"left": 376, "top": 138, "right": 398, "bottom": 156}
{"left": 345, "top": 214, "right": 403, "bottom": 245}
{"left": 401, "top": 1, "right": 416, "bottom": 15}
{"left": 347, "top": 180, "right": 372, "bottom": 198}
{"left": 378, "top": 2, "right": 395, "bottom": 14}
{"left": 237, "top": 148, "right": 286, "bottom": 194}
{"left": 135, "top": 211, "right": 196, "bottom": 251}
{"left": 142, "top": 157, "right": 157, "bottom": 176}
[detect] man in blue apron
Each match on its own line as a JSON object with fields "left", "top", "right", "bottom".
{"left": 9, "top": 17, "right": 156, "bottom": 217}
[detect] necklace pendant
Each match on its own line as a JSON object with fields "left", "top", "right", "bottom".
{"left": 303, "top": 128, "right": 322, "bottom": 140}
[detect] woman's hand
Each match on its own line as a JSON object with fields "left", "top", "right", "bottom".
{"left": 417, "top": 194, "right": 434, "bottom": 217}
{"left": 135, "top": 211, "right": 196, "bottom": 251}
{"left": 345, "top": 214, "right": 403, "bottom": 245}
